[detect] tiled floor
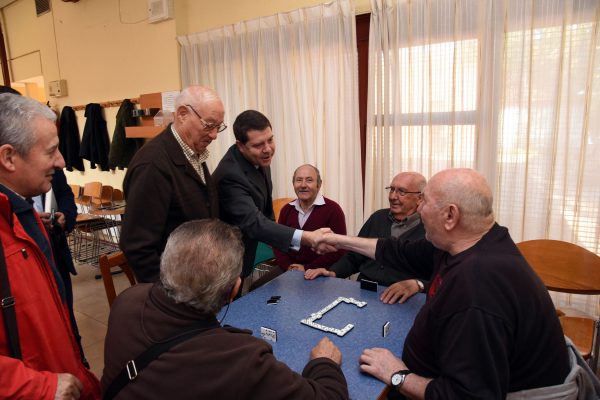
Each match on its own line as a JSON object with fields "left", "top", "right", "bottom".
{"left": 72, "top": 262, "right": 131, "bottom": 379}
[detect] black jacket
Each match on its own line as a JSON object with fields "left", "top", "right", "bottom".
{"left": 80, "top": 103, "right": 110, "bottom": 170}
{"left": 58, "top": 106, "right": 85, "bottom": 172}
{"left": 120, "top": 126, "right": 219, "bottom": 283}
{"left": 108, "top": 99, "right": 144, "bottom": 170}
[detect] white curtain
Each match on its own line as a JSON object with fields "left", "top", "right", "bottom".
{"left": 367, "top": 0, "right": 600, "bottom": 316}
{"left": 178, "top": 0, "right": 363, "bottom": 234}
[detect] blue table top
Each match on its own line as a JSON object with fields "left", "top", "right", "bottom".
{"left": 219, "top": 270, "right": 425, "bottom": 400}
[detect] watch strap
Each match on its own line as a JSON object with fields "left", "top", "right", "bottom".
{"left": 415, "top": 279, "right": 424, "bottom": 292}
{"left": 391, "top": 369, "right": 412, "bottom": 388}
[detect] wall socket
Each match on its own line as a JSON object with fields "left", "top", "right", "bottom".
{"left": 48, "top": 79, "right": 68, "bottom": 97}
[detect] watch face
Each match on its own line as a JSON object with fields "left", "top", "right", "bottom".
{"left": 391, "top": 373, "right": 403, "bottom": 386}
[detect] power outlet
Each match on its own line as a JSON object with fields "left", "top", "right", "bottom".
{"left": 48, "top": 80, "right": 68, "bottom": 97}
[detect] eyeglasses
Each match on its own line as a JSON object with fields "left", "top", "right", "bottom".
{"left": 385, "top": 187, "right": 421, "bottom": 196}
{"left": 185, "top": 104, "right": 227, "bottom": 133}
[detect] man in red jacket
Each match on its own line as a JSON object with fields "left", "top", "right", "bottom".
{"left": 0, "top": 93, "right": 100, "bottom": 399}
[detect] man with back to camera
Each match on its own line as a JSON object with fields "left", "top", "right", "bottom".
{"left": 305, "top": 171, "right": 430, "bottom": 304}
{"left": 312, "top": 168, "right": 574, "bottom": 399}
{"left": 102, "top": 219, "right": 348, "bottom": 399}
{"left": 213, "top": 110, "right": 326, "bottom": 282}
{"left": 120, "top": 85, "right": 225, "bottom": 283}
{"left": 273, "top": 163, "right": 347, "bottom": 272}
{"left": 0, "top": 93, "right": 100, "bottom": 399}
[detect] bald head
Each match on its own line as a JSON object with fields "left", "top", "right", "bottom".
{"left": 293, "top": 164, "right": 322, "bottom": 185}
{"left": 173, "top": 85, "right": 225, "bottom": 154}
{"left": 387, "top": 171, "right": 426, "bottom": 220}
{"left": 175, "top": 85, "right": 221, "bottom": 110}
{"left": 391, "top": 172, "right": 427, "bottom": 192}
{"left": 428, "top": 168, "right": 494, "bottom": 232}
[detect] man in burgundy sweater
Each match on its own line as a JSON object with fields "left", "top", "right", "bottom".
{"left": 273, "top": 164, "right": 346, "bottom": 271}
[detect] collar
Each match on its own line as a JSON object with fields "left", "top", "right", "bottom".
{"left": 149, "top": 282, "right": 221, "bottom": 326}
{"left": 0, "top": 184, "right": 31, "bottom": 214}
{"left": 171, "top": 125, "right": 209, "bottom": 164}
{"left": 291, "top": 193, "right": 325, "bottom": 210}
{"left": 388, "top": 210, "right": 421, "bottom": 225}
{"left": 231, "top": 145, "right": 260, "bottom": 173}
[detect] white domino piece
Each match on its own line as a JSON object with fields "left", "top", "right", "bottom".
{"left": 300, "top": 297, "right": 367, "bottom": 337}
{"left": 260, "top": 326, "right": 277, "bottom": 342}
{"left": 382, "top": 321, "right": 390, "bottom": 337}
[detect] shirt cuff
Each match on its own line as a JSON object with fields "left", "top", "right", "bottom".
{"left": 290, "top": 229, "right": 303, "bottom": 251}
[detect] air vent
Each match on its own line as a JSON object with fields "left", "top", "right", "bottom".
{"left": 148, "top": 0, "right": 174, "bottom": 23}
{"left": 35, "top": 0, "right": 51, "bottom": 17}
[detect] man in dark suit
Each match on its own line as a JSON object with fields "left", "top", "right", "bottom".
{"left": 120, "top": 86, "right": 225, "bottom": 283}
{"left": 213, "top": 110, "right": 323, "bottom": 281}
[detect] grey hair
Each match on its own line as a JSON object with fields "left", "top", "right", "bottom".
{"left": 160, "top": 219, "right": 243, "bottom": 315}
{"left": 0, "top": 93, "right": 56, "bottom": 156}
{"left": 292, "top": 164, "right": 322, "bottom": 185}
{"left": 175, "top": 85, "right": 221, "bottom": 110}
{"left": 433, "top": 168, "right": 494, "bottom": 231}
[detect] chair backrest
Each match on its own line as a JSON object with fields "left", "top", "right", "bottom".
{"left": 517, "top": 239, "right": 600, "bottom": 294}
{"left": 92, "top": 185, "right": 113, "bottom": 208}
{"left": 112, "top": 188, "right": 124, "bottom": 202}
{"left": 69, "top": 184, "right": 81, "bottom": 201}
{"left": 99, "top": 251, "right": 136, "bottom": 307}
{"left": 272, "top": 197, "right": 294, "bottom": 222}
{"left": 81, "top": 182, "right": 102, "bottom": 210}
{"left": 82, "top": 181, "right": 102, "bottom": 198}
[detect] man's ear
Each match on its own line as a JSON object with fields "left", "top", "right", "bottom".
{"left": 0, "top": 144, "right": 18, "bottom": 172}
{"left": 444, "top": 204, "right": 460, "bottom": 230}
{"left": 229, "top": 277, "right": 242, "bottom": 302}
{"left": 175, "top": 105, "right": 189, "bottom": 123}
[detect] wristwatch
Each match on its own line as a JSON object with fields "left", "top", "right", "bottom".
{"left": 391, "top": 369, "right": 412, "bottom": 389}
{"left": 415, "top": 279, "right": 425, "bottom": 292}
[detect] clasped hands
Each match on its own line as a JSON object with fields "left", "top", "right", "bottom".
{"left": 301, "top": 227, "right": 340, "bottom": 254}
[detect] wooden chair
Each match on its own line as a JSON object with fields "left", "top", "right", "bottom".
{"left": 273, "top": 197, "right": 294, "bottom": 221}
{"left": 517, "top": 239, "right": 600, "bottom": 371}
{"left": 69, "top": 184, "right": 81, "bottom": 203}
{"left": 80, "top": 181, "right": 102, "bottom": 212}
{"left": 73, "top": 182, "right": 117, "bottom": 262}
{"left": 99, "top": 251, "right": 136, "bottom": 307}
{"left": 112, "top": 188, "right": 124, "bottom": 202}
{"left": 91, "top": 185, "right": 113, "bottom": 209}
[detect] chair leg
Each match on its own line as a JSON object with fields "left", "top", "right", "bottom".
{"left": 99, "top": 255, "right": 117, "bottom": 307}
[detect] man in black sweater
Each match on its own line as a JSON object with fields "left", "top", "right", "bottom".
{"left": 305, "top": 171, "right": 429, "bottom": 304}
{"left": 314, "top": 168, "right": 570, "bottom": 399}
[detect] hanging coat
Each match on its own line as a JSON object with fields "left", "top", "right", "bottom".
{"left": 108, "top": 99, "right": 144, "bottom": 170}
{"left": 79, "top": 103, "right": 110, "bottom": 171}
{"left": 58, "top": 106, "right": 85, "bottom": 172}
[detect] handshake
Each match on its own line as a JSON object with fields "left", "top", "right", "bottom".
{"left": 300, "top": 227, "right": 340, "bottom": 254}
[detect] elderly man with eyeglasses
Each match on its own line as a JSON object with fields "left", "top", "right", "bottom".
{"left": 305, "top": 172, "right": 432, "bottom": 304}
{"left": 121, "top": 86, "right": 227, "bottom": 283}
